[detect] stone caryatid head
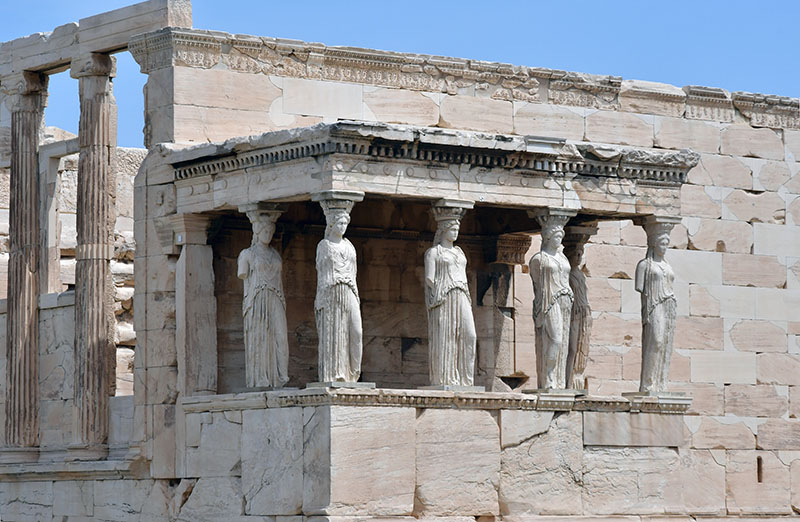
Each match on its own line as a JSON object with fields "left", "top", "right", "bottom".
{"left": 432, "top": 201, "right": 470, "bottom": 246}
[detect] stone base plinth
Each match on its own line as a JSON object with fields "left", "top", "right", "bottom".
{"left": 420, "top": 385, "right": 486, "bottom": 392}
{"left": 0, "top": 447, "right": 39, "bottom": 464}
{"left": 66, "top": 443, "right": 108, "bottom": 461}
{"left": 306, "top": 381, "right": 376, "bottom": 389}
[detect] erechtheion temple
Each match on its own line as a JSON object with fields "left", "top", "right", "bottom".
{"left": 0, "top": 0, "right": 799, "bottom": 519}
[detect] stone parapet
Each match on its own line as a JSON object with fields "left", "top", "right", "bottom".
{"left": 129, "top": 27, "right": 800, "bottom": 129}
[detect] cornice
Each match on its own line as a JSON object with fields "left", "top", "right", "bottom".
{"left": 168, "top": 121, "right": 698, "bottom": 188}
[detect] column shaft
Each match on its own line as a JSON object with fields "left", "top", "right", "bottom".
{"left": 5, "top": 86, "right": 46, "bottom": 448}
{"left": 72, "top": 56, "right": 117, "bottom": 448}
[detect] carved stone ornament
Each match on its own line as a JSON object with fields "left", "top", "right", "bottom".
{"left": 312, "top": 190, "right": 365, "bottom": 383}
{"left": 528, "top": 207, "right": 578, "bottom": 390}
{"left": 424, "top": 199, "right": 477, "bottom": 387}
{"left": 634, "top": 215, "right": 681, "bottom": 394}
{"left": 238, "top": 203, "right": 289, "bottom": 389}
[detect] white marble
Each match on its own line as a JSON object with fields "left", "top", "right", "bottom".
{"left": 238, "top": 204, "right": 289, "bottom": 389}
{"left": 424, "top": 199, "right": 476, "bottom": 387}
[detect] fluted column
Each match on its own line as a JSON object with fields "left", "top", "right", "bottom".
{"left": 70, "top": 54, "right": 117, "bottom": 456}
{"left": 1, "top": 72, "right": 48, "bottom": 460}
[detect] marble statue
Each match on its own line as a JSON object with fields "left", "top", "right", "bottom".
{"left": 424, "top": 200, "right": 477, "bottom": 387}
{"left": 238, "top": 207, "right": 290, "bottom": 389}
{"left": 635, "top": 218, "right": 678, "bottom": 393}
{"left": 563, "top": 226, "right": 596, "bottom": 391}
{"left": 314, "top": 195, "right": 363, "bottom": 383}
{"left": 529, "top": 211, "right": 574, "bottom": 390}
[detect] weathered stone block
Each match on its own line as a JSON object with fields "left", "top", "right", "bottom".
{"left": 665, "top": 249, "right": 722, "bottom": 286}
{"left": 0, "top": 480, "right": 53, "bottom": 521}
{"left": 585, "top": 110, "right": 654, "bottom": 147}
{"left": 177, "top": 477, "right": 246, "bottom": 521}
{"left": 655, "top": 116, "right": 719, "bottom": 153}
{"left": 754, "top": 222, "right": 800, "bottom": 257}
{"left": 757, "top": 419, "right": 800, "bottom": 450}
{"left": 439, "top": 95, "right": 513, "bottom": 134}
{"left": 499, "top": 409, "right": 553, "bottom": 449}
{"left": 687, "top": 218, "right": 752, "bottom": 253}
{"left": 242, "top": 407, "right": 303, "bottom": 515}
{"left": 513, "top": 102, "right": 584, "bottom": 140}
{"left": 730, "top": 319, "right": 787, "bottom": 352}
{"left": 363, "top": 87, "right": 439, "bottom": 127}
{"left": 94, "top": 479, "right": 163, "bottom": 522}
{"left": 282, "top": 78, "right": 363, "bottom": 119}
{"left": 690, "top": 417, "right": 755, "bottom": 449}
{"left": 689, "top": 351, "right": 756, "bottom": 384}
{"left": 722, "top": 254, "right": 786, "bottom": 288}
{"left": 670, "top": 382, "right": 724, "bottom": 415}
{"left": 725, "top": 384, "right": 788, "bottom": 417}
{"left": 53, "top": 480, "right": 93, "bottom": 517}
{"left": 674, "top": 316, "right": 722, "bottom": 350}
{"left": 416, "top": 408, "right": 500, "bottom": 516}
{"left": 687, "top": 153, "right": 752, "bottom": 189}
{"left": 755, "top": 160, "right": 792, "bottom": 191}
{"left": 723, "top": 189, "right": 785, "bottom": 224}
{"left": 584, "top": 412, "right": 686, "bottom": 447}
{"left": 726, "top": 450, "right": 791, "bottom": 514}
{"left": 303, "top": 405, "right": 415, "bottom": 515}
{"left": 755, "top": 288, "right": 800, "bottom": 322}
{"left": 721, "top": 125, "right": 784, "bottom": 160}
{"left": 499, "top": 411, "right": 582, "bottom": 515}
{"left": 619, "top": 80, "right": 686, "bottom": 117}
{"left": 583, "top": 446, "right": 681, "bottom": 515}
{"left": 689, "top": 285, "right": 720, "bottom": 317}
{"left": 185, "top": 410, "right": 242, "bottom": 477}
{"left": 680, "top": 184, "right": 720, "bottom": 219}
{"left": 757, "top": 353, "right": 800, "bottom": 385}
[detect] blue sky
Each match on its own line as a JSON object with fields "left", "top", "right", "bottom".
{"left": 1, "top": 0, "right": 797, "bottom": 148}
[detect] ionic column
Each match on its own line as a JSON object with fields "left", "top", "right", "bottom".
{"left": 562, "top": 224, "right": 597, "bottom": 391}
{"left": 70, "top": 54, "right": 117, "bottom": 455}
{"left": 2, "top": 72, "right": 48, "bottom": 460}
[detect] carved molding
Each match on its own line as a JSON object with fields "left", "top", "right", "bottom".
{"left": 733, "top": 91, "right": 800, "bottom": 129}
{"left": 683, "top": 85, "right": 734, "bottom": 122}
{"left": 170, "top": 121, "right": 699, "bottom": 188}
{"left": 179, "top": 387, "right": 690, "bottom": 414}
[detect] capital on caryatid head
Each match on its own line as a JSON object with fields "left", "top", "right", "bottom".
{"left": 527, "top": 207, "right": 578, "bottom": 242}
{"left": 431, "top": 198, "right": 474, "bottom": 221}
{"left": 562, "top": 224, "right": 598, "bottom": 267}
{"left": 70, "top": 53, "right": 116, "bottom": 79}
{"left": 239, "top": 202, "right": 287, "bottom": 226}
{"left": 312, "top": 190, "right": 365, "bottom": 218}
{"left": 635, "top": 215, "right": 682, "bottom": 245}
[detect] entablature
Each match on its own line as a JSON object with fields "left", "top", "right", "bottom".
{"left": 161, "top": 121, "right": 698, "bottom": 218}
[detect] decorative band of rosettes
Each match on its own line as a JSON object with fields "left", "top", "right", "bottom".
{"left": 76, "top": 243, "right": 114, "bottom": 260}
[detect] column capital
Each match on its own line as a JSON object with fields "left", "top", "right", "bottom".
{"left": 239, "top": 202, "right": 287, "bottom": 224}
{"left": 169, "top": 213, "right": 212, "bottom": 246}
{"left": 0, "top": 70, "right": 47, "bottom": 97}
{"left": 563, "top": 224, "right": 598, "bottom": 246}
{"left": 70, "top": 53, "right": 116, "bottom": 79}
{"left": 635, "top": 214, "right": 682, "bottom": 243}
{"left": 493, "top": 233, "right": 532, "bottom": 265}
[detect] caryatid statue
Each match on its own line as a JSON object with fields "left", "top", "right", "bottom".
{"left": 562, "top": 225, "right": 597, "bottom": 391}
{"left": 424, "top": 199, "right": 477, "bottom": 387}
{"left": 528, "top": 208, "right": 577, "bottom": 390}
{"left": 635, "top": 215, "right": 681, "bottom": 394}
{"left": 312, "top": 190, "right": 365, "bottom": 383}
{"left": 238, "top": 203, "right": 290, "bottom": 389}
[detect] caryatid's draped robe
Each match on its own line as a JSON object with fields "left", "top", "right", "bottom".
{"left": 315, "top": 237, "right": 363, "bottom": 382}
{"left": 530, "top": 249, "right": 574, "bottom": 389}
{"left": 425, "top": 244, "right": 477, "bottom": 386}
